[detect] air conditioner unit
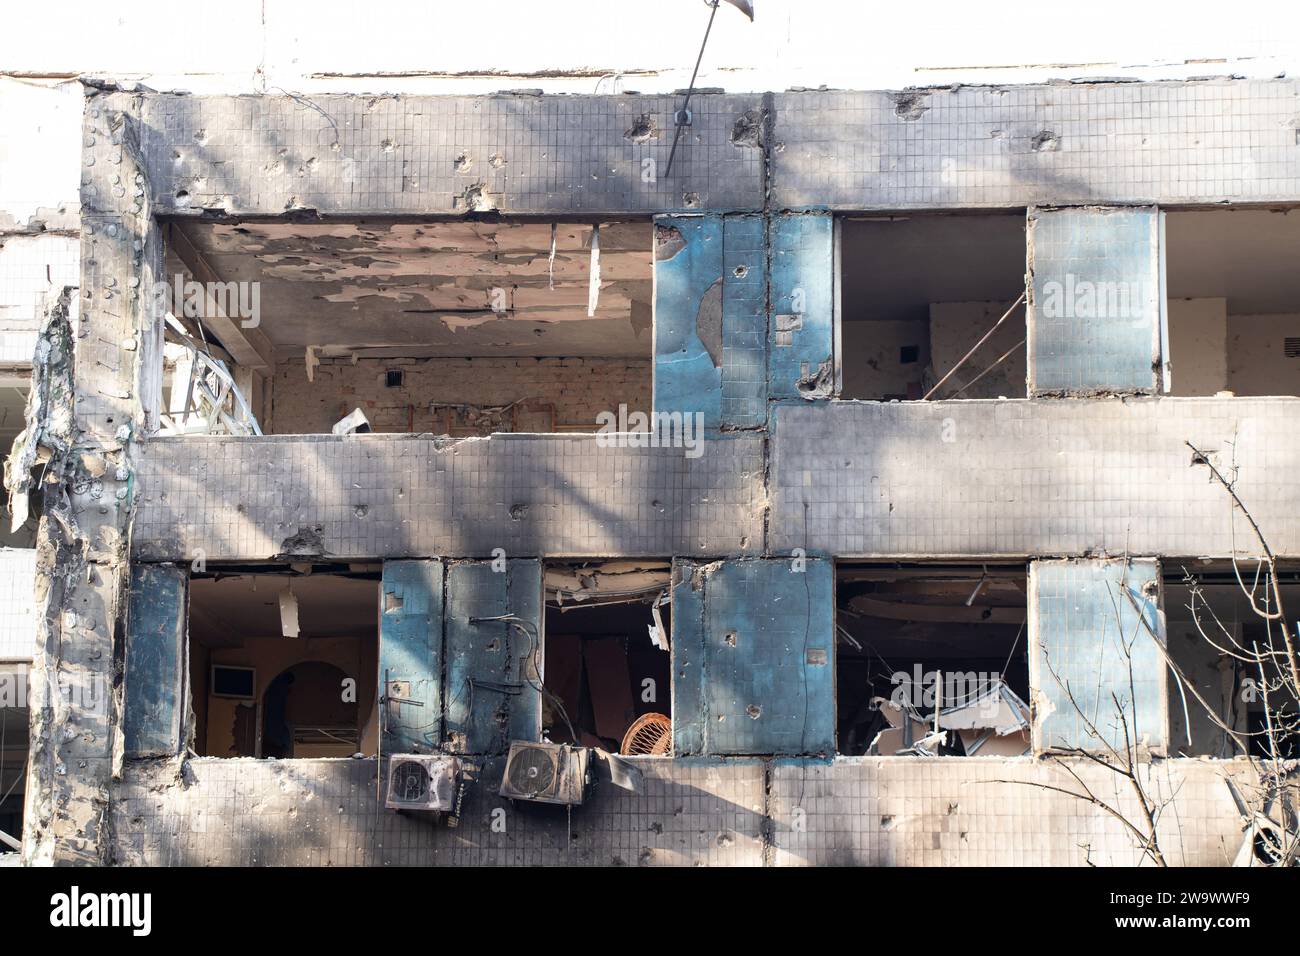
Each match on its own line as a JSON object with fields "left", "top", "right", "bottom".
{"left": 385, "top": 754, "right": 461, "bottom": 813}
{"left": 499, "top": 741, "right": 590, "bottom": 806}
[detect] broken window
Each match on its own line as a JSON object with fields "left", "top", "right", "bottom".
{"left": 188, "top": 565, "right": 380, "bottom": 758}
{"left": 157, "top": 220, "right": 654, "bottom": 436}
{"left": 838, "top": 214, "right": 1027, "bottom": 401}
{"left": 836, "top": 563, "right": 1031, "bottom": 756}
{"left": 1163, "top": 561, "right": 1300, "bottom": 758}
{"left": 541, "top": 561, "right": 672, "bottom": 754}
{"left": 0, "top": 663, "right": 26, "bottom": 855}
{"left": 1164, "top": 209, "right": 1300, "bottom": 397}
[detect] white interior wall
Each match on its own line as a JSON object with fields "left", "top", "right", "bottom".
{"left": 1227, "top": 313, "right": 1300, "bottom": 396}
{"left": 839, "top": 319, "right": 929, "bottom": 400}
{"left": 928, "top": 301, "right": 1027, "bottom": 400}
{"left": 1168, "top": 297, "right": 1228, "bottom": 396}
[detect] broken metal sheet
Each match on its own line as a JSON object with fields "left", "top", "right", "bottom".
{"left": 4, "top": 288, "right": 75, "bottom": 533}
{"left": 1027, "top": 206, "right": 1164, "bottom": 396}
{"left": 936, "top": 679, "right": 1031, "bottom": 736}
{"left": 672, "top": 557, "right": 835, "bottom": 756}
{"left": 769, "top": 212, "right": 835, "bottom": 401}
{"left": 444, "top": 559, "right": 542, "bottom": 755}
{"left": 1029, "top": 558, "right": 1168, "bottom": 754}
{"left": 653, "top": 214, "right": 767, "bottom": 429}
{"left": 380, "top": 560, "right": 445, "bottom": 754}
{"left": 156, "top": 344, "right": 262, "bottom": 437}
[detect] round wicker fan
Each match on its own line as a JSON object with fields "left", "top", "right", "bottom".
{"left": 620, "top": 713, "right": 672, "bottom": 755}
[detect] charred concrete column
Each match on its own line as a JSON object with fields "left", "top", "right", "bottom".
{"left": 22, "top": 88, "right": 163, "bottom": 864}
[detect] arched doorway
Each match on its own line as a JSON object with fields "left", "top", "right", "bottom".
{"left": 261, "top": 661, "right": 359, "bottom": 758}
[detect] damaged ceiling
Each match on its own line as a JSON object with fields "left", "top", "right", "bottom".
{"left": 189, "top": 573, "right": 379, "bottom": 647}
{"left": 166, "top": 219, "right": 654, "bottom": 359}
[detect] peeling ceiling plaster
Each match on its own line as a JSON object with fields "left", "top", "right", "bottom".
{"left": 170, "top": 219, "right": 654, "bottom": 358}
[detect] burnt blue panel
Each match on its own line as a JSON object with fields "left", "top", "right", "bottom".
{"left": 1030, "top": 559, "right": 1167, "bottom": 754}
{"left": 672, "top": 558, "right": 834, "bottom": 755}
{"left": 769, "top": 213, "right": 835, "bottom": 402}
{"left": 654, "top": 215, "right": 769, "bottom": 430}
{"left": 124, "top": 564, "right": 187, "bottom": 757}
{"left": 720, "top": 215, "right": 769, "bottom": 427}
{"left": 1028, "top": 207, "right": 1162, "bottom": 395}
{"left": 653, "top": 215, "right": 723, "bottom": 428}
{"left": 379, "top": 560, "right": 444, "bottom": 753}
{"left": 444, "top": 559, "right": 542, "bottom": 755}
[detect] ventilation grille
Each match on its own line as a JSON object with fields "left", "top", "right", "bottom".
{"left": 1285, "top": 337, "right": 1300, "bottom": 359}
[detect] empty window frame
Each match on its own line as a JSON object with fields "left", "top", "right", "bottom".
{"left": 836, "top": 562, "right": 1030, "bottom": 756}
{"left": 188, "top": 565, "right": 380, "bottom": 758}
{"left": 157, "top": 219, "right": 655, "bottom": 437}
{"left": 541, "top": 561, "right": 672, "bottom": 754}
{"left": 1163, "top": 560, "right": 1300, "bottom": 759}
{"left": 1164, "top": 208, "right": 1300, "bottom": 398}
{"left": 837, "top": 214, "right": 1027, "bottom": 401}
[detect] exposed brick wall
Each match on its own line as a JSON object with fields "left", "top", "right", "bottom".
{"left": 271, "top": 357, "right": 652, "bottom": 435}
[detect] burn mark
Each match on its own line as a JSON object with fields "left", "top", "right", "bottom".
{"left": 1032, "top": 130, "right": 1061, "bottom": 152}
{"left": 278, "top": 526, "right": 327, "bottom": 557}
{"left": 730, "top": 109, "right": 764, "bottom": 148}
{"left": 623, "top": 114, "right": 659, "bottom": 143}
{"left": 892, "top": 91, "right": 930, "bottom": 121}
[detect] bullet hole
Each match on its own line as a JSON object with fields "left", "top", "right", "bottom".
{"left": 682, "top": 191, "right": 701, "bottom": 208}
{"left": 724, "top": 631, "right": 737, "bottom": 647}
{"left": 733, "top": 265, "right": 749, "bottom": 278}
{"left": 892, "top": 91, "right": 930, "bottom": 121}
{"left": 745, "top": 704, "right": 761, "bottom": 719}
{"left": 1032, "top": 130, "right": 1061, "bottom": 151}
{"left": 509, "top": 503, "right": 529, "bottom": 520}
{"left": 453, "top": 152, "right": 472, "bottom": 172}
{"left": 488, "top": 152, "right": 506, "bottom": 168}
{"left": 730, "top": 108, "right": 764, "bottom": 148}
{"left": 623, "top": 114, "right": 659, "bottom": 143}
{"left": 380, "top": 139, "right": 398, "bottom": 153}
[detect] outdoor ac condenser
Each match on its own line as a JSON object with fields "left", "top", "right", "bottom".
{"left": 385, "top": 754, "right": 462, "bottom": 812}
{"left": 498, "top": 740, "right": 590, "bottom": 806}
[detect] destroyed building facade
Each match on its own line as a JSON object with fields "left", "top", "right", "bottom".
{"left": 3, "top": 25, "right": 1300, "bottom": 866}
